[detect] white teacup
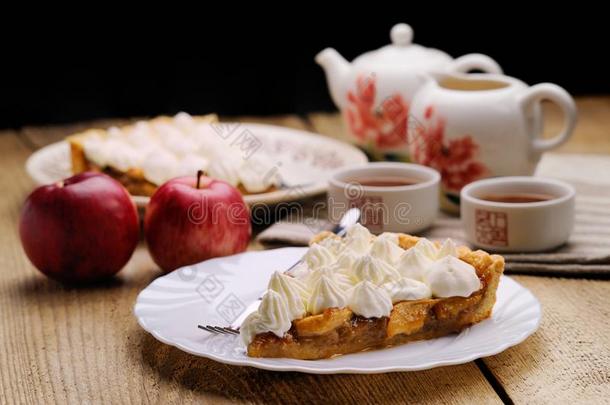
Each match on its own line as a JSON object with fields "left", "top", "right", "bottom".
{"left": 328, "top": 162, "right": 440, "bottom": 234}
{"left": 461, "top": 177, "right": 575, "bottom": 252}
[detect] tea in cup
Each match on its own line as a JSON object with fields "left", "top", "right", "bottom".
{"left": 461, "top": 176, "right": 575, "bottom": 252}
{"left": 327, "top": 162, "right": 440, "bottom": 234}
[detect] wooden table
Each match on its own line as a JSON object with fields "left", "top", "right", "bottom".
{"left": 2, "top": 98, "right": 609, "bottom": 404}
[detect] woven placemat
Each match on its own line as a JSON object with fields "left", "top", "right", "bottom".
{"left": 257, "top": 153, "right": 610, "bottom": 278}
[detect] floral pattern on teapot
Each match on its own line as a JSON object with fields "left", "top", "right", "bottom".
{"left": 345, "top": 74, "right": 409, "bottom": 150}
{"left": 410, "top": 106, "right": 487, "bottom": 192}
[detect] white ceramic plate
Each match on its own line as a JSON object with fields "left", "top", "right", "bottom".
{"left": 25, "top": 123, "right": 368, "bottom": 207}
{"left": 134, "top": 248, "right": 541, "bottom": 374}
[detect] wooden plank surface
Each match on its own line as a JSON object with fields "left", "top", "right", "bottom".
{"left": 0, "top": 118, "right": 501, "bottom": 404}
{"left": 486, "top": 275, "right": 610, "bottom": 404}
{"left": 3, "top": 98, "right": 610, "bottom": 403}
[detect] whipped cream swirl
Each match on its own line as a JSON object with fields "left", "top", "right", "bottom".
{"left": 304, "top": 265, "right": 354, "bottom": 292}
{"left": 425, "top": 256, "right": 480, "bottom": 298}
{"left": 352, "top": 255, "right": 401, "bottom": 285}
{"left": 396, "top": 248, "right": 434, "bottom": 282}
{"left": 343, "top": 223, "right": 372, "bottom": 254}
{"left": 267, "top": 272, "right": 308, "bottom": 320}
{"left": 348, "top": 281, "right": 393, "bottom": 318}
{"left": 303, "top": 244, "right": 335, "bottom": 269}
{"left": 307, "top": 276, "right": 348, "bottom": 315}
{"left": 370, "top": 236, "right": 404, "bottom": 264}
{"left": 382, "top": 277, "right": 432, "bottom": 302}
{"left": 240, "top": 290, "right": 291, "bottom": 345}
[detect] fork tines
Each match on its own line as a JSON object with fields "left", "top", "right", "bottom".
{"left": 198, "top": 324, "right": 240, "bottom": 335}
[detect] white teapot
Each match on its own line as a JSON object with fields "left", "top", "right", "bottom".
{"left": 316, "top": 23, "right": 502, "bottom": 160}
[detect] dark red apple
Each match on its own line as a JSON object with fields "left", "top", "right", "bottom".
{"left": 19, "top": 172, "right": 140, "bottom": 283}
{"left": 144, "top": 171, "right": 251, "bottom": 273}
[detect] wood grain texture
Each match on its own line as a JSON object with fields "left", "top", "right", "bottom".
{"left": 1, "top": 120, "right": 501, "bottom": 404}
{"left": 484, "top": 275, "right": 610, "bottom": 404}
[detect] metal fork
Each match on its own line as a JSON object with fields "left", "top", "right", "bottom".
{"left": 197, "top": 324, "right": 240, "bottom": 335}
{"left": 198, "top": 208, "right": 361, "bottom": 335}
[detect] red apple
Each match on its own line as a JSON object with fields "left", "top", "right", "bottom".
{"left": 144, "top": 171, "right": 251, "bottom": 272}
{"left": 19, "top": 172, "right": 140, "bottom": 283}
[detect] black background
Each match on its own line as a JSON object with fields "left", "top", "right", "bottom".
{"left": 2, "top": 14, "right": 608, "bottom": 129}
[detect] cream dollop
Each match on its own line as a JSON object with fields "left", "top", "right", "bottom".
{"left": 173, "top": 111, "right": 196, "bottom": 131}
{"left": 285, "top": 261, "right": 311, "bottom": 280}
{"left": 343, "top": 223, "right": 372, "bottom": 254}
{"left": 425, "top": 256, "right": 481, "bottom": 298}
{"left": 238, "top": 156, "right": 280, "bottom": 193}
{"left": 239, "top": 312, "right": 266, "bottom": 346}
{"left": 382, "top": 277, "right": 432, "bottom": 303}
{"left": 303, "top": 244, "right": 335, "bottom": 270}
{"left": 176, "top": 154, "right": 210, "bottom": 177}
{"left": 413, "top": 238, "right": 439, "bottom": 259}
{"left": 333, "top": 249, "right": 360, "bottom": 272}
{"left": 304, "top": 265, "right": 354, "bottom": 292}
{"left": 82, "top": 133, "right": 110, "bottom": 167}
{"left": 267, "top": 272, "right": 308, "bottom": 319}
{"left": 156, "top": 122, "right": 198, "bottom": 156}
{"left": 141, "top": 149, "right": 179, "bottom": 185}
{"left": 377, "top": 232, "right": 400, "bottom": 243}
{"left": 207, "top": 159, "right": 240, "bottom": 187}
{"left": 316, "top": 237, "right": 344, "bottom": 256}
{"left": 307, "top": 276, "right": 348, "bottom": 315}
{"left": 413, "top": 238, "right": 459, "bottom": 260}
{"left": 126, "top": 123, "right": 156, "bottom": 149}
{"left": 348, "top": 281, "right": 393, "bottom": 318}
{"left": 351, "top": 255, "right": 401, "bottom": 285}
{"left": 396, "top": 248, "right": 434, "bottom": 282}
{"left": 370, "top": 236, "right": 404, "bottom": 264}
{"left": 240, "top": 290, "right": 292, "bottom": 345}
{"left": 437, "top": 238, "right": 459, "bottom": 258}
{"left": 106, "top": 140, "right": 142, "bottom": 172}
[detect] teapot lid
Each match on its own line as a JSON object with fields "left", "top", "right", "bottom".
{"left": 352, "top": 23, "right": 453, "bottom": 70}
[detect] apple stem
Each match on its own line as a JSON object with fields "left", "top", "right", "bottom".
{"left": 196, "top": 170, "right": 204, "bottom": 189}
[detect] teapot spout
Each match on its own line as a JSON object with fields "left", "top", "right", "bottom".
{"left": 315, "top": 48, "right": 350, "bottom": 109}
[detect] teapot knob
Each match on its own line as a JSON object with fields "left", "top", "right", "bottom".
{"left": 390, "top": 23, "right": 413, "bottom": 46}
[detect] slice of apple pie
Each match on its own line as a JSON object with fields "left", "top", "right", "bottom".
{"left": 241, "top": 224, "right": 504, "bottom": 359}
{"left": 68, "top": 112, "right": 280, "bottom": 196}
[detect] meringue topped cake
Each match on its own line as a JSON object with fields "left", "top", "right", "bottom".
{"left": 241, "top": 224, "right": 504, "bottom": 359}
{"left": 68, "top": 113, "right": 281, "bottom": 196}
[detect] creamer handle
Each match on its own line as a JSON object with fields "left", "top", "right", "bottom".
{"left": 520, "top": 83, "right": 577, "bottom": 152}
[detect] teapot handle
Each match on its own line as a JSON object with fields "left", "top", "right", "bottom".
{"left": 450, "top": 54, "right": 503, "bottom": 74}
{"left": 520, "top": 83, "right": 578, "bottom": 153}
